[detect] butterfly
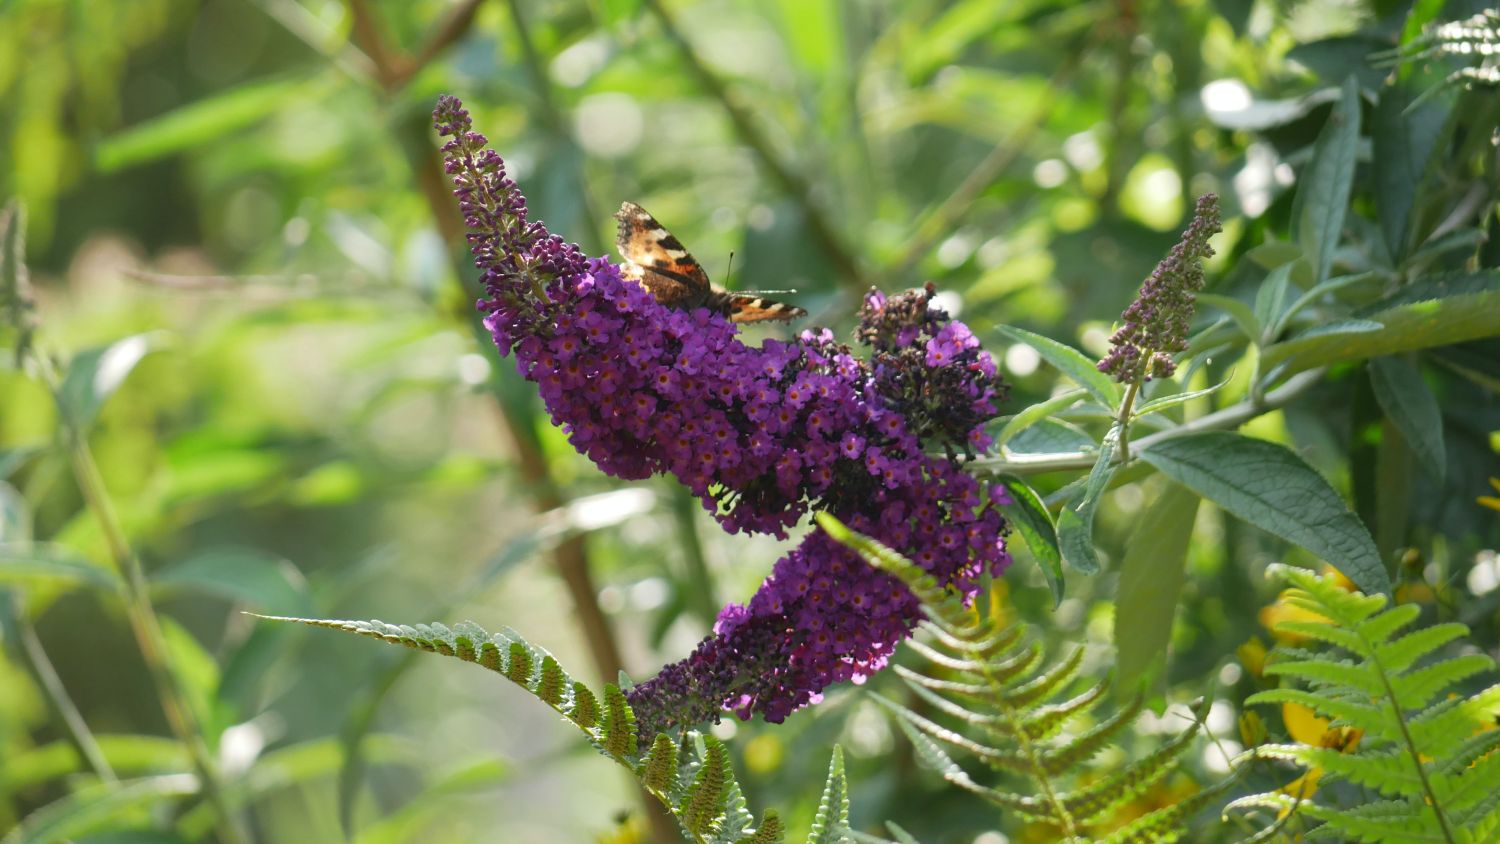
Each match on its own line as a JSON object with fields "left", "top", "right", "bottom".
{"left": 615, "top": 201, "right": 806, "bottom": 323}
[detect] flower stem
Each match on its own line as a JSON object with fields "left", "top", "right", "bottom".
{"left": 1115, "top": 379, "right": 1140, "bottom": 464}
{"left": 970, "top": 367, "right": 1325, "bottom": 477}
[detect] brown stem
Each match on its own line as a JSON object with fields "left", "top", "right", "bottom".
{"left": 639, "top": 0, "right": 866, "bottom": 292}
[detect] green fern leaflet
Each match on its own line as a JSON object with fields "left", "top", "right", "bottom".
{"left": 1228, "top": 565, "right": 1500, "bottom": 842}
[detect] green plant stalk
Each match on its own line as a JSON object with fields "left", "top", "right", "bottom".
{"left": 970, "top": 367, "right": 1325, "bottom": 476}
{"left": 1114, "top": 379, "right": 1140, "bottom": 464}
{"left": 40, "top": 357, "right": 249, "bottom": 844}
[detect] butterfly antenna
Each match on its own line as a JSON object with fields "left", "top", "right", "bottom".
{"left": 724, "top": 251, "right": 735, "bottom": 286}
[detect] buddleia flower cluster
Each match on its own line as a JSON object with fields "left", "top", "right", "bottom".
{"left": 435, "top": 95, "right": 1009, "bottom": 734}
{"left": 1097, "top": 194, "right": 1222, "bottom": 383}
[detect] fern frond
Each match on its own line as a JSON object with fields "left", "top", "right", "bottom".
{"left": 748, "top": 811, "right": 784, "bottom": 844}
{"left": 806, "top": 746, "right": 851, "bottom": 844}
{"left": 1230, "top": 565, "right": 1500, "bottom": 841}
{"left": 680, "top": 734, "right": 729, "bottom": 836}
{"left": 257, "top": 614, "right": 807, "bottom": 842}
{"left": 817, "top": 516, "right": 1231, "bottom": 842}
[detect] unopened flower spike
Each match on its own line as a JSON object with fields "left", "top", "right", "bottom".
{"left": 1098, "top": 194, "right": 1222, "bottom": 384}
{"left": 435, "top": 95, "right": 1010, "bottom": 735}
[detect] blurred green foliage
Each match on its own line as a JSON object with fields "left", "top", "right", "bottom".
{"left": 2, "top": 0, "right": 1499, "bottom": 841}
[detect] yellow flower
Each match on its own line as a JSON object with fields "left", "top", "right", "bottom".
{"left": 1479, "top": 477, "right": 1500, "bottom": 512}
{"left": 1274, "top": 701, "right": 1361, "bottom": 807}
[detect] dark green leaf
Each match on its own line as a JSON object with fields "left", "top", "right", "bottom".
{"left": 1245, "top": 240, "right": 1303, "bottom": 270}
{"left": 996, "top": 325, "right": 1120, "bottom": 408}
{"left": 1367, "top": 356, "right": 1445, "bottom": 483}
{"left": 1141, "top": 432, "right": 1389, "bottom": 596}
{"left": 997, "top": 476, "right": 1063, "bottom": 606}
{"left": 1114, "top": 483, "right": 1199, "bottom": 697}
{"left": 1374, "top": 78, "right": 1447, "bottom": 262}
{"left": 1006, "top": 418, "right": 1095, "bottom": 455}
{"left": 1291, "top": 77, "right": 1361, "bottom": 285}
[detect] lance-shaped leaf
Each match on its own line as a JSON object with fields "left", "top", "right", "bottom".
{"left": 1368, "top": 356, "right": 1445, "bottom": 484}
{"left": 1291, "top": 77, "right": 1361, "bottom": 285}
{"left": 997, "top": 325, "right": 1121, "bottom": 408}
{"left": 1113, "top": 483, "right": 1200, "bottom": 697}
{"left": 1141, "top": 432, "right": 1389, "bottom": 596}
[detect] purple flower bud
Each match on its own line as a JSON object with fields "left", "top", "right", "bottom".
{"left": 1098, "top": 195, "right": 1222, "bottom": 384}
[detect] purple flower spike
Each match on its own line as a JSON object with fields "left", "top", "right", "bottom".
{"left": 435, "top": 95, "right": 1010, "bottom": 735}
{"left": 1098, "top": 194, "right": 1223, "bottom": 384}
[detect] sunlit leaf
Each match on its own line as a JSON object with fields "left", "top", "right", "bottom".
{"left": 996, "top": 325, "right": 1120, "bottom": 408}
{"left": 996, "top": 476, "right": 1063, "bottom": 606}
{"left": 95, "top": 77, "right": 315, "bottom": 172}
{"left": 1, "top": 774, "right": 198, "bottom": 844}
{"left": 1261, "top": 271, "right": 1500, "bottom": 375}
{"left": 56, "top": 333, "right": 168, "bottom": 433}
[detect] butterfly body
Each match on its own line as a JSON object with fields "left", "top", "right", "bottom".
{"left": 614, "top": 201, "right": 806, "bottom": 323}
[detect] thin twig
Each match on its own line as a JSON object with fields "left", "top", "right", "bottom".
{"left": 969, "top": 367, "right": 1326, "bottom": 477}
{"left": 10, "top": 593, "right": 117, "bottom": 783}
{"left": 639, "top": 0, "right": 866, "bottom": 292}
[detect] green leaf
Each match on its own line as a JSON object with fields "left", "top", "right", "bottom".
{"left": 95, "top": 76, "right": 314, "bottom": 172}
{"left": 1141, "top": 432, "right": 1390, "bottom": 596}
{"left": 996, "top": 325, "right": 1120, "bottom": 408}
{"left": 1276, "top": 272, "right": 1382, "bottom": 333}
{"left": 994, "top": 388, "right": 1088, "bottom": 449}
{"left": 1253, "top": 263, "right": 1299, "bottom": 341}
{"left": 1113, "top": 483, "right": 1199, "bottom": 697}
{"left": 1367, "top": 356, "right": 1445, "bottom": 483}
{"left": 1, "top": 775, "right": 198, "bottom": 844}
{"left": 1133, "top": 373, "right": 1232, "bottom": 417}
{"left": 1291, "top": 77, "right": 1361, "bottom": 285}
{"left": 996, "top": 476, "right": 1064, "bottom": 606}
{"left": 0, "top": 445, "right": 44, "bottom": 480}
{"left": 1261, "top": 271, "right": 1500, "bottom": 375}
{"left": 151, "top": 548, "right": 312, "bottom": 615}
{"left": 0, "top": 544, "right": 122, "bottom": 592}
{"left": 1057, "top": 434, "right": 1118, "bottom": 575}
{"left": 56, "top": 333, "right": 168, "bottom": 432}
{"left": 1198, "top": 293, "right": 1260, "bottom": 344}
{"left": 1374, "top": 78, "right": 1446, "bottom": 262}
{"left": 1245, "top": 240, "right": 1303, "bottom": 270}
